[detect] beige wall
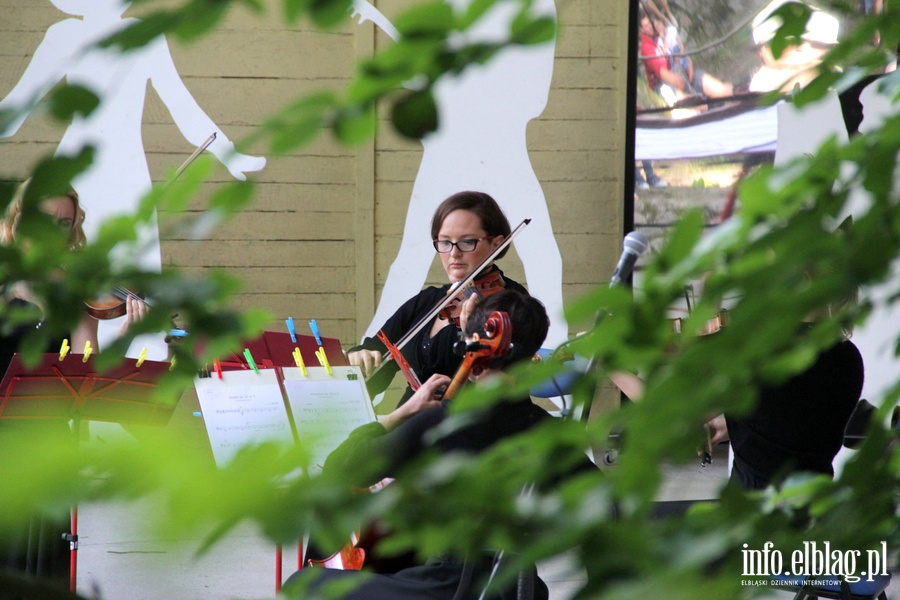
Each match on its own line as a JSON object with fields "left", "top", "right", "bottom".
{"left": 0, "top": 1, "right": 629, "bottom": 406}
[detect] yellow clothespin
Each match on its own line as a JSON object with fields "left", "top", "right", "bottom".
{"left": 136, "top": 347, "right": 148, "bottom": 367}
{"left": 315, "top": 347, "right": 332, "bottom": 376}
{"left": 59, "top": 339, "right": 70, "bottom": 361}
{"left": 293, "top": 347, "right": 307, "bottom": 376}
{"left": 82, "top": 341, "right": 92, "bottom": 363}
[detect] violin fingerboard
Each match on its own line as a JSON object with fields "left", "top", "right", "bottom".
{"left": 460, "top": 283, "right": 481, "bottom": 300}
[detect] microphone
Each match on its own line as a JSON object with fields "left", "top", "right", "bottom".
{"left": 609, "top": 231, "right": 649, "bottom": 287}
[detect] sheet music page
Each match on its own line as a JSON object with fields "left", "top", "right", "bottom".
{"left": 281, "top": 367, "right": 375, "bottom": 473}
{"left": 195, "top": 370, "right": 294, "bottom": 467}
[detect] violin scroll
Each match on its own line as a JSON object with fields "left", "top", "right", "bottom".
{"left": 443, "top": 310, "right": 512, "bottom": 401}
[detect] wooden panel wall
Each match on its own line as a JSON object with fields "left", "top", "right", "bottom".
{"left": 152, "top": 7, "right": 363, "bottom": 344}
{"left": 1, "top": 1, "right": 629, "bottom": 407}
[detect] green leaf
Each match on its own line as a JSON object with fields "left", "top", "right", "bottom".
{"left": 768, "top": 2, "right": 812, "bottom": 59}
{"left": 266, "top": 92, "right": 338, "bottom": 153}
{"left": 359, "top": 38, "right": 441, "bottom": 79}
{"left": 394, "top": 1, "right": 455, "bottom": 40}
{"left": 96, "top": 215, "right": 140, "bottom": 244}
{"left": 46, "top": 85, "right": 100, "bottom": 122}
{"left": 309, "top": 0, "right": 353, "bottom": 29}
{"left": 510, "top": 14, "right": 556, "bottom": 45}
{"left": 390, "top": 89, "right": 438, "bottom": 139}
{"left": 452, "top": 42, "right": 502, "bottom": 70}
{"left": 793, "top": 69, "right": 842, "bottom": 107}
{"left": 459, "top": 0, "right": 496, "bottom": 30}
{"left": 0, "top": 108, "right": 21, "bottom": 139}
{"left": 283, "top": 0, "right": 312, "bottom": 23}
{"left": 100, "top": 13, "right": 176, "bottom": 51}
{"left": 172, "top": 2, "right": 231, "bottom": 42}
{"left": 334, "top": 105, "right": 377, "bottom": 145}
{"left": 25, "top": 148, "right": 95, "bottom": 204}
{"left": 208, "top": 181, "right": 256, "bottom": 214}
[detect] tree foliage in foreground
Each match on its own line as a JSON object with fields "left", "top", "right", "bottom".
{"left": 0, "top": 1, "right": 898, "bottom": 598}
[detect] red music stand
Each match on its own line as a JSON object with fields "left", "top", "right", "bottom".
{"left": 0, "top": 352, "right": 175, "bottom": 593}
{"left": 238, "top": 331, "right": 347, "bottom": 369}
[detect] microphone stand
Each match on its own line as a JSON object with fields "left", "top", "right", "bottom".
{"left": 548, "top": 233, "right": 646, "bottom": 465}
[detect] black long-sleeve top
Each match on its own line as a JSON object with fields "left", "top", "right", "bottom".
{"left": 351, "top": 270, "right": 527, "bottom": 404}
{"left": 726, "top": 339, "right": 864, "bottom": 488}
{"left": 324, "top": 396, "right": 550, "bottom": 488}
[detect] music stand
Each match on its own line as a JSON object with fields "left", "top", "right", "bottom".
{"left": 238, "top": 331, "right": 347, "bottom": 369}
{"left": 0, "top": 352, "right": 175, "bottom": 592}
{"left": 229, "top": 331, "right": 347, "bottom": 593}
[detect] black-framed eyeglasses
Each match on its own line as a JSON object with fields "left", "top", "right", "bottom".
{"left": 433, "top": 236, "right": 494, "bottom": 253}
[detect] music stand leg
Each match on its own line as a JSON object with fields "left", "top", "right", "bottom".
{"left": 64, "top": 417, "right": 81, "bottom": 593}
{"left": 63, "top": 505, "right": 78, "bottom": 592}
{"left": 275, "top": 543, "right": 282, "bottom": 595}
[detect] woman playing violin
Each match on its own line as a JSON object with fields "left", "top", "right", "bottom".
{"left": 0, "top": 179, "right": 146, "bottom": 591}
{"left": 348, "top": 191, "right": 529, "bottom": 405}
{"left": 0, "top": 179, "right": 147, "bottom": 372}
{"left": 286, "top": 289, "right": 554, "bottom": 600}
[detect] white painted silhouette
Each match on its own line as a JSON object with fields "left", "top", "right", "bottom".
{"left": 772, "top": 84, "right": 898, "bottom": 475}
{"left": 849, "top": 83, "right": 898, "bottom": 408}
{"left": 353, "top": 0, "right": 569, "bottom": 348}
{"left": 0, "top": 0, "right": 266, "bottom": 356}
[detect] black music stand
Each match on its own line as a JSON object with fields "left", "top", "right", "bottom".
{"left": 0, "top": 352, "right": 175, "bottom": 593}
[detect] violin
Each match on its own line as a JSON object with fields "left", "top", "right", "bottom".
{"left": 366, "top": 219, "right": 530, "bottom": 384}
{"left": 80, "top": 135, "right": 216, "bottom": 322}
{"left": 443, "top": 309, "right": 512, "bottom": 400}
{"left": 670, "top": 309, "right": 729, "bottom": 337}
{"left": 438, "top": 268, "right": 505, "bottom": 327}
{"left": 84, "top": 287, "right": 150, "bottom": 320}
{"left": 373, "top": 272, "right": 507, "bottom": 392}
{"left": 308, "top": 311, "right": 513, "bottom": 572}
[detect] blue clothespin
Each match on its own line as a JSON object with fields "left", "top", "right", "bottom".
{"left": 286, "top": 317, "right": 297, "bottom": 343}
{"left": 309, "top": 319, "right": 322, "bottom": 346}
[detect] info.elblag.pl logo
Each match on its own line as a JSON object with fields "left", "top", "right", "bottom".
{"left": 741, "top": 541, "right": 890, "bottom": 585}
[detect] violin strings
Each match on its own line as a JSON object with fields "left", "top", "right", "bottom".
{"left": 112, "top": 286, "right": 152, "bottom": 306}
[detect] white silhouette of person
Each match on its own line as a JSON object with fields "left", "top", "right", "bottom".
{"left": 845, "top": 81, "right": 898, "bottom": 412}
{"left": 0, "top": 0, "right": 266, "bottom": 356}
{"left": 353, "top": 0, "right": 569, "bottom": 348}
{"left": 740, "top": 81, "right": 897, "bottom": 477}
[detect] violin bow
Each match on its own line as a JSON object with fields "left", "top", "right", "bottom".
{"left": 173, "top": 132, "right": 217, "bottom": 180}
{"left": 365, "top": 218, "right": 531, "bottom": 384}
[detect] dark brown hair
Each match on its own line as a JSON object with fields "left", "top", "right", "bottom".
{"left": 430, "top": 191, "right": 512, "bottom": 260}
